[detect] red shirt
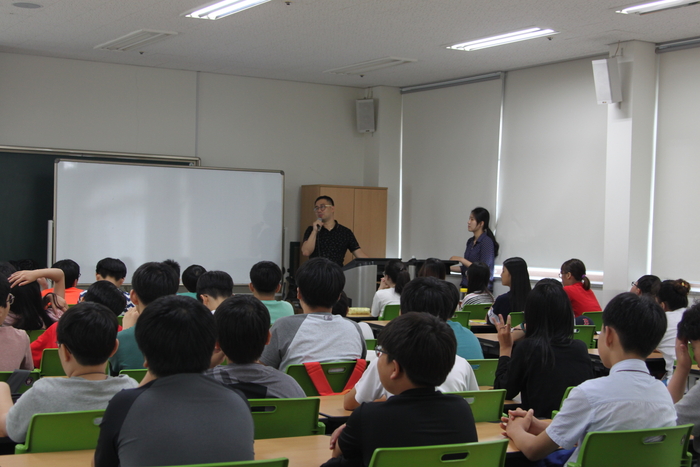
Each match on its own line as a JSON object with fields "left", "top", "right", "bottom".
{"left": 41, "top": 287, "right": 84, "bottom": 305}
{"left": 31, "top": 321, "right": 122, "bottom": 368}
{"left": 564, "top": 282, "right": 602, "bottom": 317}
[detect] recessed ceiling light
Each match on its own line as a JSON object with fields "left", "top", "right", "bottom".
{"left": 12, "top": 2, "right": 42, "bottom": 8}
{"left": 184, "top": 0, "right": 272, "bottom": 20}
{"left": 448, "top": 28, "right": 559, "bottom": 51}
{"left": 616, "top": 0, "right": 699, "bottom": 14}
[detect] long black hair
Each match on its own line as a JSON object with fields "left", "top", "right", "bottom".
{"left": 524, "top": 278, "right": 574, "bottom": 368}
{"left": 10, "top": 282, "right": 54, "bottom": 330}
{"left": 503, "top": 257, "right": 531, "bottom": 314}
{"left": 472, "top": 207, "right": 499, "bottom": 257}
{"left": 383, "top": 260, "right": 410, "bottom": 294}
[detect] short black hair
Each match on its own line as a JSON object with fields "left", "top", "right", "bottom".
{"left": 196, "top": 271, "right": 234, "bottom": 299}
{"left": 0, "top": 262, "right": 16, "bottom": 279}
{"left": 296, "top": 257, "right": 345, "bottom": 309}
{"left": 400, "top": 277, "right": 459, "bottom": 321}
{"left": 249, "top": 261, "right": 283, "bottom": 294}
{"left": 83, "top": 280, "right": 126, "bottom": 316}
{"left": 377, "top": 312, "right": 456, "bottom": 387}
{"left": 636, "top": 275, "right": 661, "bottom": 296}
{"left": 131, "top": 262, "right": 179, "bottom": 306}
{"left": 95, "top": 258, "right": 127, "bottom": 281}
{"left": 56, "top": 302, "right": 118, "bottom": 366}
{"left": 331, "top": 291, "right": 349, "bottom": 317}
{"left": 0, "top": 275, "right": 10, "bottom": 306}
{"left": 314, "top": 195, "right": 334, "bottom": 206}
{"left": 417, "top": 258, "right": 446, "bottom": 280}
{"left": 467, "top": 262, "right": 490, "bottom": 293}
{"left": 678, "top": 302, "right": 700, "bottom": 342}
{"left": 135, "top": 295, "right": 216, "bottom": 377}
{"left": 162, "top": 259, "right": 181, "bottom": 284}
{"left": 182, "top": 264, "right": 207, "bottom": 293}
{"left": 52, "top": 259, "right": 81, "bottom": 287}
{"left": 215, "top": 295, "right": 270, "bottom": 364}
{"left": 602, "top": 292, "right": 667, "bottom": 357}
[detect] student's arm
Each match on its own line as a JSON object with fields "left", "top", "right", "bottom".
{"left": 344, "top": 388, "right": 360, "bottom": 411}
{"left": 505, "top": 409, "right": 558, "bottom": 461}
{"left": 120, "top": 308, "right": 140, "bottom": 330}
{"left": 301, "top": 225, "right": 318, "bottom": 257}
{"left": 669, "top": 338, "right": 692, "bottom": 403}
{"left": 0, "top": 382, "right": 13, "bottom": 437}
{"left": 9, "top": 268, "right": 66, "bottom": 298}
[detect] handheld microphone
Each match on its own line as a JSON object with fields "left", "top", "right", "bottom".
{"left": 316, "top": 218, "right": 323, "bottom": 231}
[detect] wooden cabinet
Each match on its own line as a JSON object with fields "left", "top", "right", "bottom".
{"left": 300, "top": 185, "right": 387, "bottom": 265}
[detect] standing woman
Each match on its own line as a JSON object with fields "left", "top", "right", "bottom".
{"left": 560, "top": 259, "right": 601, "bottom": 317}
{"left": 487, "top": 257, "right": 531, "bottom": 326}
{"left": 450, "top": 207, "right": 499, "bottom": 291}
{"left": 370, "top": 260, "right": 410, "bottom": 318}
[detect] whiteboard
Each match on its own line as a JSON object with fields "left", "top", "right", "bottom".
{"left": 54, "top": 160, "right": 284, "bottom": 285}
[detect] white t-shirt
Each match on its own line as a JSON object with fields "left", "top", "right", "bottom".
{"left": 353, "top": 355, "right": 479, "bottom": 403}
{"left": 657, "top": 308, "right": 686, "bottom": 378}
{"left": 370, "top": 288, "right": 401, "bottom": 318}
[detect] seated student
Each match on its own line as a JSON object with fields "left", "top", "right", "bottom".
{"left": 78, "top": 258, "right": 134, "bottom": 312}
{"left": 94, "top": 296, "right": 254, "bottom": 467}
{"left": 655, "top": 278, "right": 691, "bottom": 380}
{"left": 503, "top": 293, "right": 675, "bottom": 465}
{"left": 197, "top": 270, "right": 234, "bottom": 313}
{"left": 204, "top": 295, "right": 305, "bottom": 399}
{"left": 560, "top": 259, "right": 601, "bottom": 317}
{"left": 630, "top": 274, "right": 661, "bottom": 298}
{"left": 41, "top": 259, "right": 83, "bottom": 305}
{"left": 324, "top": 312, "right": 478, "bottom": 467}
{"left": 109, "top": 262, "right": 179, "bottom": 375}
{"left": 494, "top": 279, "right": 593, "bottom": 418}
{"left": 6, "top": 268, "right": 66, "bottom": 330}
{"left": 0, "top": 303, "right": 138, "bottom": 443}
{"left": 181, "top": 264, "right": 206, "bottom": 299}
{"left": 260, "top": 257, "right": 366, "bottom": 371}
{"left": 370, "top": 260, "right": 409, "bottom": 318}
{"left": 344, "top": 276, "right": 480, "bottom": 411}
{"left": 487, "top": 257, "right": 531, "bottom": 326}
{"left": 248, "top": 261, "right": 293, "bottom": 324}
{"left": 31, "top": 280, "right": 127, "bottom": 369}
{"left": 668, "top": 302, "right": 700, "bottom": 453}
{"left": 416, "top": 257, "right": 446, "bottom": 280}
{"left": 0, "top": 276, "right": 33, "bottom": 371}
{"left": 460, "top": 261, "right": 495, "bottom": 308}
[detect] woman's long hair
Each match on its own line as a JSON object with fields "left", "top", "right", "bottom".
{"left": 524, "top": 278, "right": 574, "bottom": 368}
{"left": 10, "top": 282, "right": 54, "bottom": 330}
{"left": 503, "top": 257, "right": 531, "bottom": 314}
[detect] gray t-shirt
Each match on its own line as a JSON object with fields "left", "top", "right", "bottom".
{"left": 6, "top": 375, "right": 138, "bottom": 443}
{"left": 260, "top": 313, "right": 367, "bottom": 371}
{"left": 204, "top": 362, "right": 306, "bottom": 399}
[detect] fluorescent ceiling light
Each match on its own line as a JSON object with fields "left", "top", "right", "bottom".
{"left": 324, "top": 57, "right": 417, "bottom": 75}
{"left": 448, "top": 28, "right": 559, "bottom": 51}
{"left": 185, "top": 0, "right": 271, "bottom": 20}
{"left": 94, "top": 30, "right": 178, "bottom": 52}
{"left": 616, "top": 0, "right": 699, "bottom": 14}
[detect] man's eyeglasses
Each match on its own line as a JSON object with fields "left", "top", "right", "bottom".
{"left": 313, "top": 205, "right": 332, "bottom": 212}
{"left": 631, "top": 281, "right": 638, "bottom": 287}
{"left": 375, "top": 344, "right": 390, "bottom": 359}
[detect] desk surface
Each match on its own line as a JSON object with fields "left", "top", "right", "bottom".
{"left": 0, "top": 425, "right": 516, "bottom": 467}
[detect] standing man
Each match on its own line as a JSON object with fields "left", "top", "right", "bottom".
{"left": 301, "top": 196, "right": 368, "bottom": 267}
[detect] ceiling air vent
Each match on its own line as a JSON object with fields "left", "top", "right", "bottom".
{"left": 324, "top": 57, "right": 416, "bottom": 75}
{"left": 95, "top": 29, "right": 178, "bottom": 52}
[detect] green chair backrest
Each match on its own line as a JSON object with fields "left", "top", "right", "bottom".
{"left": 468, "top": 359, "right": 498, "bottom": 387}
{"left": 247, "top": 398, "right": 325, "bottom": 439}
{"left": 380, "top": 304, "right": 400, "bottom": 321}
{"left": 461, "top": 304, "right": 491, "bottom": 320}
{"left": 0, "top": 370, "right": 40, "bottom": 394}
{"left": 368, "top": 439, "right": 509, "bottom": 467}
{"left": 566, "top": 424, "right": 693, "bottom": 467}
{"left": 551, "top": 386, "right": 575, "bottom": 418}
{"left": 447, "top": 389, "right": 506, "bottom": 422}
{"left": 581, "top": 311, "right": 603, "bottom": 332}
{"left": 39, "top": 348, "right": 65, "bottom": 377}
{"left": 452, "top": 311, "right": 471, "bottom": 329}
{"left": 15, "top": 409, "right": 105, "bottom": 454}
{"left": 117, "top": 315, "right": 124, "bottom": 326}
{"left": 26, "top": 329, "right": 45, "bottom": 343}
{"left": 285, "top": 361, "right": 360, "bottom": 396}
{"left": 365, "top": 339, "right": 377, "bottom": 350}
{"left": 158, "top": 459, "right": 289, "bottom": 467}
{"left": 119, "top": 368, "right": 148, "bottom": 383}
{"left": 508, "top": 312, "right": 524, "bottom": 327}
{"left": 572, "top": 325, "right": 596, "bottom": 349}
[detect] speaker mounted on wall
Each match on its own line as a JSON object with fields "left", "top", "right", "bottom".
{"left": 356, "top": 99, "right": 376, "bottom": 133}
{"left": 592, "top": 58, "right": 622, "bottom": 104}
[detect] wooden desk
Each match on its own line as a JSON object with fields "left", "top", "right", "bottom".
{"left": 319, "top": 394, "right": 352, "bottom": 418}
{"left": 0, "top": 426, "right": 517, "bottom": 467}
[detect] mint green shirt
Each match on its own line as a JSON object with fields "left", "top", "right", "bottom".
{"left": 262, "top": 300, "right": 294, "bottom": 324}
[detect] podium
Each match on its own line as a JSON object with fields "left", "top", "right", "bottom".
{"left": 342, "top": 258, "right": 401, "bottom": 309}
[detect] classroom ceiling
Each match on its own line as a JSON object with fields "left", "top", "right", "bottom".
{"left": 1, "top": 0, "right": 699, "bottom": 89}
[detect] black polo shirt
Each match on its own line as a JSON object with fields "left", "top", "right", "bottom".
{"left": 303, "top": 221, "right": 361, "bottom": 267}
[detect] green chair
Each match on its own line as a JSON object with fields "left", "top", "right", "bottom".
{"left": 448, "top": 389, "right": 506, "bottom": 422}
{"left": 26, "top": 329, "right": 45, "bottom": 343}
{"left": 508, "top": 312, "right": 524, "bottom": 327}
{"left": 452, "top": 311, "right": 471, "bottom": 329}
{"left": 368, "top": 439, "right": 509, "bottom": 467}
{"left": 365, "top": 338, "right": 377, "bottom": 350}
{"left": 468, "top": 359, "right": 498, "bottom": 387}
{"left": 15, "top": 409, "right": 105, "bottom": 454}
{"left": 117, "top": 315, "right": 124, "bottom": 326}
{"left": 572, "top": 325, "right": 596, "bottom": 349}
{"left": 566, "top": 424, "right": 693, "bottom": 467}
{"left": 0, "top": 370, "right": 40, "bottom": 394}
{"left": 159, "top": 460, "right": 289, "bottom": 467}
{"left": 380, "top": 304, "right": 400, "bottom": 321}
{"left": 39, "top": 348, "right": 65, "bottom": 377}
{"left": 247, "top": 398, "right": 325, "bottom": 439}
{"left": 119, "top": 368, "right": 148, "bottom": 382}
{"left": 551, "top": 386, "right": 575, "bottom": 418}
{"left": 581, "top": 311, "right": 603, "bottom": 332}
{"left": 461, "top": 304, "right": 491, "bottom": 321}
{"left": 285, "top": 361, "right": 362, "bottom": 396}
